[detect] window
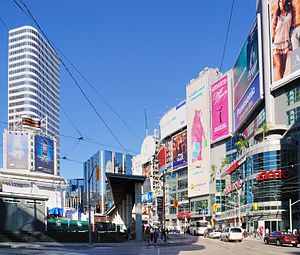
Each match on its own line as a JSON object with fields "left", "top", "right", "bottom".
{"left": 178, "top": 179, "right": 188, "bottom": 190}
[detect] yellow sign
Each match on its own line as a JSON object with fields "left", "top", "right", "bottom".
{"left": 253, "top": 202, "right": 258, "bottom": 211}
{"left": 213, "top": 203, "right": 218, "bottom": 212}
{"left": 211, "top": 218, "right": 215, "bottom": 228}
{"left": 174, "top": 199, "right": 179, "bottom": 208}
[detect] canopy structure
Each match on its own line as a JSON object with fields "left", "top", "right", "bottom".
{"left": 106, "top": 173, "right": 145, "bottom": 241}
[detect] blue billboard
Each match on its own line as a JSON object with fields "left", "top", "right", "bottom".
{"left": 142, "top": 192, "right": 153, "bottom": 203}
{"left": 35, "top": 135, "right": 54, "bottom": 174}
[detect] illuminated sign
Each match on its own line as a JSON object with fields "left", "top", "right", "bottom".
{"left": 224, "top": 179, "right": 243, "bottom": 195}
{"left": 257, "top": 170, "right": 289, "bottom": 181}
{"left": 22, "top": 117, "right": 41, "bottom": 128}
{"left": 227, "top": 160, "right": 239, "bottom": 175}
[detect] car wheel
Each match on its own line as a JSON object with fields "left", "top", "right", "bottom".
{"left": 239, "top": 240, "right": 242, "bottom": 243}
{"left": 292, "top": 244, "right": 297, "bottom": 247}
{"left": 264, "top": 239, "right": 269, "bottom": 245}
{"left": 276, "top": 239, "right": 282, "bottom": 246}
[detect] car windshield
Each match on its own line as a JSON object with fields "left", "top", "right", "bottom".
{"left": 230, "top": 228, "right": 242, "bottom": 233}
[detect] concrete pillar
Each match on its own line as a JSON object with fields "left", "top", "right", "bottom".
{"left": 122, "top": 199, "right": 126, "bottom": 229}
{"left": 135, "top": 182, "right": 143, "bottom": 242}
{"left": 126, "top": 194, "right": 132, "bottom": 228}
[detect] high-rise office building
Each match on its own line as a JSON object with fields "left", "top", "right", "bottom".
{"left": 8, "top": 25, "right": 61, "bottom": 174}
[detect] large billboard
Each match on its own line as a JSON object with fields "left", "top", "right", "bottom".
{"left": 35, "top": 135, "right": 54, "bottom": 174}
{"left": 233, "top": 18, "right": 262, "bottom": 130}
{"left": 210, "top": 74, "right": 230, "bottom": 142}
{"left": 7, "top": 132, "right": 29, "bottom": 169}
{"left": 172, "top": 130, "right": 187, "bottom": 170}
{"left": 270, "top": 0, "right": 300, "bottom": 89}
{"left": 187, "top": 69, "right": 218, "bottom": 197}
{"left": 159, "top": 101, "right": 186, "bottom": 140}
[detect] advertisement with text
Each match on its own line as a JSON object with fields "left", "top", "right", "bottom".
{"left": 35, "top": 135, "right": 54, "bottom": 174}
{"left": 211, "top": 75, "right": 230, "bottom": 142}
{"left": 172, "top": 130, "right": 187, "bottom": 170}
{"left": 7, "top": 132, "right": 29, "bottom": 169}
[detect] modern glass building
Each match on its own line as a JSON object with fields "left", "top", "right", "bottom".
{"left": 83, "top": 150, "right": 133, "bottom": 214}
{"left": 8, "top": 25, "right": 60, "bottom": 174}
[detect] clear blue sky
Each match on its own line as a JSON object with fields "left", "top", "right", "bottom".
{"left": 0, "top": 0, "right": 256, "bottom": 179}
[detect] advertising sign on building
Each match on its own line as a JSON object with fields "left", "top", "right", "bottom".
{"left": 142, "top": 192, "right": 153, "bottom": 203}
{"left": 187, "top": 69, "right": 218, "bottom": 198}
{"left": 35, "top": 135, "right": 54, "bottom": 174}
{"left": 7, "top": 132, "right": 29, "bottom": 169}
{"left": 211, "top": 74, "right": 231, "bottom": 142}
{"left": 160, "top": 101, "right": 186, "bottom": 140}
{"left": 142, "top": 162, "right": 152, "bottom": 177}
{"left": 269, "top": 1, "right": 300, "bottom": 89}
{"left": 233, "top": 18, "right": 263, "bottom": 130}
{"left": 172, "top": 130, "right": 187, "bottom": 170}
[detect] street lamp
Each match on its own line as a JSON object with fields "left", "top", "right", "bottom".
{"left": 289, "top": 199, "right": 300, "bottom": 231}
{"left": 87, "top": 164, "right": 99, "bottom": 245}
{"left": 232, "top": 182, "right": 242, "bottom": 227}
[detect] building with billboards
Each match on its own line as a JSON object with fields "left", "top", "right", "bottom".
{"left": 158, "top": 101, "right": 189, "bottom": 230}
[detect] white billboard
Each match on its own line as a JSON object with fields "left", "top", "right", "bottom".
{"left": 187, "top": 68, "right": 218, "bottom": 198}
{"left": 159, "top": 101, "right": 186, "bottom": 140}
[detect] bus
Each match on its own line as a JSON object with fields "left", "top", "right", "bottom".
{"left": 189, "top": 220, "right": 209, "bottom": 236}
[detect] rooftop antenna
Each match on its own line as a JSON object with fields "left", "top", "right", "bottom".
{"left": 144, "top": 108, "right": 148, "bottom": 137}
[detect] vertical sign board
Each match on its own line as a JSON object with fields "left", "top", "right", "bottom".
{"left": 172, "top": 130, "right": 187, "bottom": 170}
{"left": 269, "top": 0, "right": 300, "bottom": 89}
{"left": 7, "top": 132, "right": 29, "bottom": 169}
{"left": 35, "top": 135, "right": 54, "bottom": 174}
{"left": 210, "top": 74, "right": 231, "bottom": 142}
{"left": 187, "top": 69, "right": 218, "bottom": 198}
{"left": 233, "top": 18, "right": 263, "bottom": 130}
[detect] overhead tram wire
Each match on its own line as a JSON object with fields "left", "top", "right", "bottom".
{"left": 15, "top": 0, "right": 128, "bottom": 153}
{"left": 219, "top": 0, "right": 235, "bottom": 73}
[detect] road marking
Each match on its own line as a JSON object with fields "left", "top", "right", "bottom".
{"left": 157, "top": 245, "right": 160, "bottom": 255}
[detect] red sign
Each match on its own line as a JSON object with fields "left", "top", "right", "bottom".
{"left": 257, "top": 170, "right": 289, "bottom": 181}
{"left": 177, "top": 211, "right": 191, "bottom": 219}
{"left": 224, "top": 179, "right": 243, "bottom": 195}
{"left": 157, "top": 146, "right": 166, "bottom": 169}
{"left": 227, "top": 160, "right": 239, "bottom": 175}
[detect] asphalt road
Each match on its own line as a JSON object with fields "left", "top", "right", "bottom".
{"left": 0, "top": 234, "right": 299, "bottom": 254}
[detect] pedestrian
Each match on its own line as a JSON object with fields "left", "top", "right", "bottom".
{"left": 265, "top": 227, "right": 269, "bottom": 237}
{"left": 153, "top": 228, "right": 159, "bottom": 247}
{"left": 150, "top": 226, "right": 154, "bottom": 243}
{"left": 145, "top": 226, "right": 151, "bottom": 246}
{"left": 161, "top": 228, "right": 166, "bottom": 242}
{"left": 127, "top": 227, "right": 131, "bottom": 242}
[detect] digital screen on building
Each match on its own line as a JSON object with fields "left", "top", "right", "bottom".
{"left": 172, "top": 130, "right": 187, "bottom": 170}
{"left": 142, "top": 192, "right": 153, "bottom": 203}
{"left": 233, "top": 19, "right": 262, "bottom": 130}
{"left": 7, "top": 132, "right": 29, "bottom": 169}
{"left": 35, "top": 135, "right": 54, "bottom": 174}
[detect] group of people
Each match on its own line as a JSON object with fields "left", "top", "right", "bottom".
{"left": 143, "top": 225, "right": 167, "bottom": 246}
{"left": 272, "top": 0, "right": 300, "bottom": 80}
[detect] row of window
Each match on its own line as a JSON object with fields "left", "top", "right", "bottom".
{"left": 9, "top": 46, "right": 59, "bottom": 74}
{"left": 9, "top": 58, "right": 59, "bottom": 81}
{"left": 9, "top": 53, "right": 59, "bottom": 76}
{"left": 9, "top": 66, "right": 59, "bottom": 87}
{"left": 9, "top": 32, "right": 59, "bottom": 65}
{"left": 9, "top": 80, "right": 60, "bottom": 103}
{"left": 9, "top": 93, "right": 59, "bottom": 114}
{"left": 8, "top": 74, "right": 59, "bottom": 100}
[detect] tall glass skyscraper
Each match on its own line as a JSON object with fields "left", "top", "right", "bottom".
{"left": 8, "top": 26, "right": 60, "bottom": 174}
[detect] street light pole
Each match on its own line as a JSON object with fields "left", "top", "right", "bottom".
{"left": 87, "top": 165, "right": 99, "bottom": 246}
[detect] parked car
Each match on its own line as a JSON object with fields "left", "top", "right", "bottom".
{"left": 209, "top": 229, "right": 222, "bottom": 239}
{"left": 264, "top": 231, "right": 298, "bottom": 247}
{"left": 204, "top": 228, "right": 213, "bottom": 237}
{"left": 220, "top": 227, "right": 243, "bottom": 242}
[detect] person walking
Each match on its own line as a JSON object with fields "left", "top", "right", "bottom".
{"left": 153, "top": 228, "right": 159, "bottom": 247}
{"left": 127, "top": 227, "right": 131, "bottom": 242}
{"left": 145, "top": 226, "right": 151, "bottom": 246}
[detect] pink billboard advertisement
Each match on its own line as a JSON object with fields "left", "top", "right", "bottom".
{"left": 211, "top": 75, "right": 229, "bottom": 142}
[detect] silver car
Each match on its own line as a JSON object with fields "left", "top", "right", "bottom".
{"left": 220, "top": 227, "right": 243, "bottom": 242}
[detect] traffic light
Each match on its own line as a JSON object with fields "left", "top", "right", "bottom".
{"left": 213, "top": 203, "right": 218, "bottom": 212}
{"left": 96, "top": 166, "right": 100, "bottom": 181}
{"left": 96, "top": 204, "right": 100, "bottom": 213}
{"left": 174, "top": 199, "right": 179, "bottom": 208}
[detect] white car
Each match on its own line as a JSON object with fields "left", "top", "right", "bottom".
{"left": 209, "top": 229, "right": 222, "bottom": 239}
{"left": 220, "top": 227, "right": 243, "bottom": 242}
